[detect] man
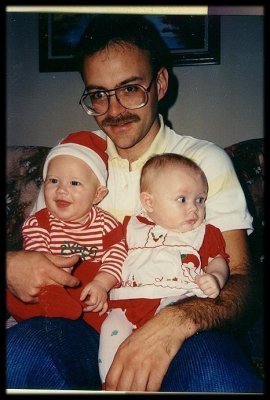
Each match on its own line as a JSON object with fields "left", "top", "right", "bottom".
{"left": 6, "top": 14, "right": 263, "bottom": 392}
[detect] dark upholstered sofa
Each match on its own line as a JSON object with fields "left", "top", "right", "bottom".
{"left": 6, "top": 138, "right": 264, "bottom": 378}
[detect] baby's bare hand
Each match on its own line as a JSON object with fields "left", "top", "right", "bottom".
{"left": 83, "top": 299, "right": 108, "bottom": 314}
{"left": 195, "top": 274, "right": 220, "bottom": 298}
{"left": 80, "top": 281, "right": 108, "bottom": 313}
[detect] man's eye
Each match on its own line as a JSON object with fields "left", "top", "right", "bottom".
{"left": 177, "top": 196, "right": 185, "bottom": 203}
{"left": 123, "top": 85, "right": 138, "bottom": 93}
{"left": 90, "top": 91, "right": 106, "bottom": 101}
{"left": 71, "top": 181, "right": 81, "bottom": 186}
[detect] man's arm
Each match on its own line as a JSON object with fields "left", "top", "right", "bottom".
{"left": 6, "top": 251, "right": 80, "bottom": 303}
{"left": 105, "top": 229, "right": 251, "bottom": 391}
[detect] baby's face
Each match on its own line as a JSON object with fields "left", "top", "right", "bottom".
{"left": 44, "top": 155, "right": 100, "bottom": 223}
{"left": 144, "top": 165, "right": 207, "bottom": 233}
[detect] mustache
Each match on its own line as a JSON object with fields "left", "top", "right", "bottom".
{"left": 102, "top": 114, "right": 140, "bottom": 127}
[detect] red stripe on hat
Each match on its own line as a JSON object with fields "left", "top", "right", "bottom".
{"left": 60, "top": 131, "right": 108, "bottom": 168}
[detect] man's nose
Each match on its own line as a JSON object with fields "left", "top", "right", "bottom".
{"left": 107, "top": 93, "right": 126, "bottom": 116}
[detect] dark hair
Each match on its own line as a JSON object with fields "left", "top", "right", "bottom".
{"left": 74, "top": 14, "right": 172, "bottom": 77}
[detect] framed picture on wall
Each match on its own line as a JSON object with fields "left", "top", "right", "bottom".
{"left": 39, "top": 13, "right": 220, "bottom": 72}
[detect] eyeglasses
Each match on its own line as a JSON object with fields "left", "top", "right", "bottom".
{"left": 79, "top": 78, "right": 155, "bottom": 116}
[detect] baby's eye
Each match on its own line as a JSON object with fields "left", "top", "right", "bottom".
{"left": 71, "top": 180, "right": 81, "bottom": 186}
{"left": 196, "top": 197, "right": 205, "bottom": 204}
{"left": 49, "top": 178, "right": 58, "bottom": 184}
{"left": 177, "top": 196, "right": 186, "bottom": 203}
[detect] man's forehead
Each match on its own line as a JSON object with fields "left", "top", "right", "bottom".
{"left": 82, "top": 46, "right": 151, "bottom": 89}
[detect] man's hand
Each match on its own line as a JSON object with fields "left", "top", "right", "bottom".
{"left": 105, "top": 306, "right": 198, "bottom": 392}
{"left": 6, "top": 251, "right": 80, "bottom": 303}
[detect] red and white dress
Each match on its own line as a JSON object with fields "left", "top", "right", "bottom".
{"left": 98, "top": 213, "right": 229, "bottom": 383}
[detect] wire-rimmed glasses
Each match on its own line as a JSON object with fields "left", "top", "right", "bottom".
{"left": 79, "top": 78, "right": 155, "bottom": 116}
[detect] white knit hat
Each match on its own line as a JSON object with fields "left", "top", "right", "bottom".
{"left": 43, "top": 131, "right": 108, "bottom": 186}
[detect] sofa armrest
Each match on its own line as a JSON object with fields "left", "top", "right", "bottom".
{"left": 6, "top": 146, "right": 51, "bottom": 250}
{"left": 224, "top": 138, "right": 264, "bottom": 272}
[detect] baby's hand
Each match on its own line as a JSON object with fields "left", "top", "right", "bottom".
{"left": 195, "top": 273, "right": 221, "bottom": 299}
{"left": 80, "top": 281, "right": 108, "bottom": 315}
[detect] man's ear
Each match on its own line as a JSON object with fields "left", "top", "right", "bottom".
{"left": 140, "top": 192, "right": 154, "bottom": 212}
{"left": 93, "top": 186, "right": 109, "bottom": 204}
{"left": 156, "top": 67, "right": 169, "bottom": 101}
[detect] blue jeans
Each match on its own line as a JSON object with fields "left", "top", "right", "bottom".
{"left": 6, "top": 317, "right": 263, "bottom": 392}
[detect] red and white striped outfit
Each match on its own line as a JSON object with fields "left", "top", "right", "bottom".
{"left": 22, "top": 206, "right": 127, "bottom": 283}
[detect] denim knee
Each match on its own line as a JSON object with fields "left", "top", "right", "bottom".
{"left": 6, "top": 317, "right": 101, "bottom": 389}
{"left": 161, "top": 330, "right": 263, "bottom": 393}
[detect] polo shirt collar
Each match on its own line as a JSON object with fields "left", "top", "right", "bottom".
{"left": 106, "top": 114, "right": 169, "bottom": 165}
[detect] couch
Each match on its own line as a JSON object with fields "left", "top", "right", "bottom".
{"left": 6, "top": 138, "right": 264, "bottom": 378}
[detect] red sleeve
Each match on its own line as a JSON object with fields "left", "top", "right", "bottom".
{"left": 199, "top": 224, "right": 229, "bottom": 270}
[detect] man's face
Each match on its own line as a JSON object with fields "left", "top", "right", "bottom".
{"left": 82, "top": 44, "right": 167, "bottom": 159}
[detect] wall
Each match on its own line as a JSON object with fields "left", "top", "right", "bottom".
{"left": 6, "top": 12, "right": 264, "bottom": 148}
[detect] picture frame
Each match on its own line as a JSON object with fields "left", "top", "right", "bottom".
{"left": 39, "top": 13, "right": 220, "bottom": 72}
